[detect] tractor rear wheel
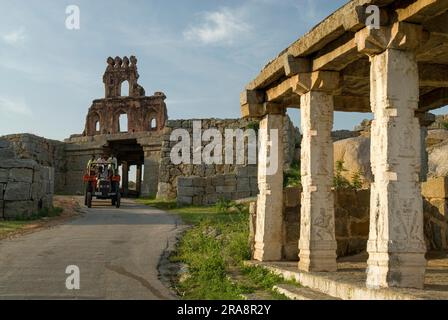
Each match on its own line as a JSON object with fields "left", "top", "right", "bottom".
{"left": 116, "top": 192, "right": 121, "bottom": 208}
{"left": 86, "top": 192, "right": 92, "bottom": 208}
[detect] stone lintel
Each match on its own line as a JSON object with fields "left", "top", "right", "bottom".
{"left": 241, "top": 103, "right": 265, "bottom": 119}
{"left": 240, "top": 89, "right": 265, "bottom": 106}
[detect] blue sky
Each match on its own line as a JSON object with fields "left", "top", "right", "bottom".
{"left": 0, "top": 0, "right": 446, "bottom": 140}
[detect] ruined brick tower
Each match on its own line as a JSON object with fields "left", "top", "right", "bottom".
{"left": 83, "top": 56, "right": 168, "bottom": 136}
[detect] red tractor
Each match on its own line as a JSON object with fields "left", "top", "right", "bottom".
{"left": 83, "top": 161, "right": 121, "bottom": 208}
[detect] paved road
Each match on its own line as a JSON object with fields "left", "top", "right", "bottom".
{"left": 0, "top": 198, "right": 181, "bottom": 300}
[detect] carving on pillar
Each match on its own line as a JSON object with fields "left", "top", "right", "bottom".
{"left": 83, "top": 56, "right": 168, "bottom": 136}
{"left": 364, "top": 47, "right": 427, "bottom": 289}
{"left": 253, "top": 114, "right": 284, "bottom": 261}
{"left": 298, "top": 90, "right": 337, "bottom": 272}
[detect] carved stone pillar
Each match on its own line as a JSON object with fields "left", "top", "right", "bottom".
{"left": 416, "top": 112, "right": 436, "bottom": 182}
{"left": 356, "top": 22, "right": 427, "bottom": 289}
{"left": 253, "top": 111, "right": 284, "bottom": 261}
{"left": 298, "top": 86, "right": 337, "bottom": 272}
{"left": 141, "top": 148, "right": 160, "bottom": 198}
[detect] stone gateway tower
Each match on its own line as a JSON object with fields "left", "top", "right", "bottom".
{"left": 84, "top": 56, "right": 167, "bottom": 136}
{"left": 63, "top": 56, "right": 167, "bottom": 198}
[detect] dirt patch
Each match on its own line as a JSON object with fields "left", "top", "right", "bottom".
{"left": 0, "top": 196, "right": 84, "bottom": 241}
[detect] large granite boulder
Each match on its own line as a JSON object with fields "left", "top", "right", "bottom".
{"left": 333, "top": 136, "right": 372, "bottom": 186}
{"left": 429, "top": 140, "right": 448, "bottom": 178}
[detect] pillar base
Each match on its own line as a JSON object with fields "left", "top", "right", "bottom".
{"left": 253, "top": 242, "right": 282, "bottom": 262}
{"left": 366, "top": 252, "right": 426, "bottom": 289}
{"left": 298, "top": 240, "right": 337, "bottom": 272}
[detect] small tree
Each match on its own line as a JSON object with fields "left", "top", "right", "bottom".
{"left": 333, "top": 160, "right": 350, "bottom": 189}
{"left": 351, "top": 171, "right": 363, "bottom": 190}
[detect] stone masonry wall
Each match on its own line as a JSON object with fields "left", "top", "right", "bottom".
{"left": 177, "top": 166, "right": 258, "bottom": 206}
{"left": 1, "top": 134, "right": 66, "bottom": 193}
{"left": 278, "top": 187, "right": 370, "bottom": 260}
{"left": 0, "top": 139, "right": 54, "bottom": 219}
{"left": 157, "top": 117, "right": 299, "bottom": 200}
{"left": 422, "top": 177, "right": 448, "bottom": 251}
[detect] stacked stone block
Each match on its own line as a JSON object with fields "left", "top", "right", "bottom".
{"left": 177, "top": 166, "right": 258, "bottom": 206}
{"left": 0, "top": 139, "right": 54, "bottom": 219}
{"left": 157, "top": 117, "right": 299, "bottom": 200}
{"left": 422, "top": 177, "right": 448, "bottom": 251}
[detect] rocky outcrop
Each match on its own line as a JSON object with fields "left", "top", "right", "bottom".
{"left": 333, "top": 136, "right": 372, "bottom": 186}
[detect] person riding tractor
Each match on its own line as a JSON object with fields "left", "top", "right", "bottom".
{"left": 83, "top": 154, "right": 121, "bottom": 208}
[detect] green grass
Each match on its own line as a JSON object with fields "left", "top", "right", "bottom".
{"left": 139, "top": 197, "right": 292, "bottom": 300}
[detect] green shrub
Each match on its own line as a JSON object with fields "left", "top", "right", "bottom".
{"left": 284, "top": 160, "right": 301, "bottom": 188}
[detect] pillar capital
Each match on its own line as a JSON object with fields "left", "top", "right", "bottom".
{"left": 355, "top": 22, "right": 423, "bottom": 56}
{"left": 293, "top": 71, "right": 339, "bottom": 95}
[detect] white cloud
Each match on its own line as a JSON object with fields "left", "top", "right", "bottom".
{"left": 0, "top": 96, "right": 32, "bottom": 116}
{"left": 184, "top": 8, "right": 250, "bottom": 45}
{"left": 2, "top": 27, "right": 26, "bottom": 46}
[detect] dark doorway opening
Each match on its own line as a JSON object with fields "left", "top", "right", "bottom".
{"left": 106, "top": 139, "right": 144, "bottom": 198}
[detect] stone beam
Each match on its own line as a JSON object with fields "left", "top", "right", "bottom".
{"left": 419, "top": 88, "right": 448, "bottom": 111}
{"left": 240, "top": 89, "right": 265, "bottom": 106}
{"left": 396, "top": 0, "right": 448, "bottom": 24}
{"left": 245, "top": 0, "right": 397, "bottom": 91}
{"left": 313, "top": 38, "right": 364, "bottom": 72}
{"left": 419, "top": 64, "right": 448, "bottom": 87}
{"left": 334, "top": 95, "right": 370, "bottom": 112}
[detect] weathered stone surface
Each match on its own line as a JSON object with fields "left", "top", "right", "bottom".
{"left": 422, "top": 177, "right": 448, "bottom": 199}
{"left": 4, "top": 201, "right": 36, "bottom": 219}
{"left": 429, "top": 140, "right": 448, "bottom": 178}
{"left": 299, "top": 91, "right": 337, "bottom": 272}
{"left": 4, "top": 182, "right": 31, "bottom": 201}
{"left": 254, "top": 114, "right": 284, "bottom": 262}
{"left": 366, "top": 48, "right": 426, "bottom": 290}
{"left": 427, "top": 129, "right": 448, "bottom": 147}
{"left": 0, "top": 170, "right": 8, "bottom": 183}
{"left": 334, "top": 136, "right": 372, "bottom": 185}
{"left": 9, "top": 168, "right": 33, "bottom": 183}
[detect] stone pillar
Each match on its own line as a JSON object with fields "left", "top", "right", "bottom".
{"left": 298, "top": 90, "right": 337, "bottom": 272}
{"left": 136, "top": 164, "right": 142, "bottom": 196}
{"left": 253, "top": 112, "right": 284, "bottom": 261}
{"left": 141, "top": 149, "right": 160, "bottom": 198}
{"left": 416, "top": 112, "right": 436, "bottom": 182}
{"left": 122, "top": 162, "right": 129, "bottom": 197}
{"left": 366, "top": 48, "right": 426, "bottom": 289}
